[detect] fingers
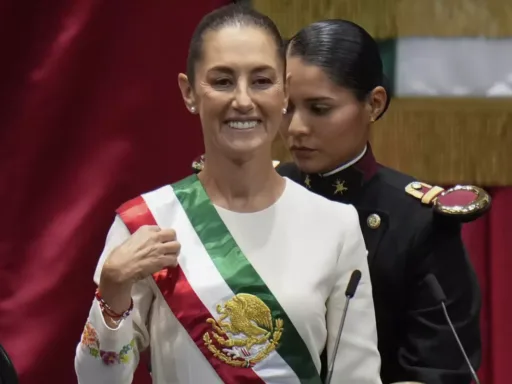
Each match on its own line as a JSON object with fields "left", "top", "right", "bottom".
{"left": 111, "top": 225, "right": 181, "bottom": 284}
{"left": 156, "top": 240, "right": 181, "bottom": 255}
{"left": 137, "top": 225, "right": 160, "bottom": 233}
{"left": 136, "top": 225, "right": 176, "bottom": 241}
{"left": 159, "top": 254, "right": 179, "bottom": 268}
{"left": 155, "top": 228, "right": 177, "bottom": 243}
{"left": 143, "top": 254, "right": 179, "bottom": 276}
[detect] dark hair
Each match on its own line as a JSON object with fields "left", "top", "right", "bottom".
{"left": 186, "top": 4, "right": 285, "bottom": 85}
{"left": 288, "top": 20, "right": 390, "bottom": 120}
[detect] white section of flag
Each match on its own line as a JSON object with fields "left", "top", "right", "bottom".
{"left": 395, "top": 38, "right": 512, "bottom": 97}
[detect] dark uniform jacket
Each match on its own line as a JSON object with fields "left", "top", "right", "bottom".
{"left": 277, "top": 146, "right": 482, "bottom": 384}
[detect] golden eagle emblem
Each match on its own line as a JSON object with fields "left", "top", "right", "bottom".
{"left": 204, "top": 293, "right": 284, "bottom": 367}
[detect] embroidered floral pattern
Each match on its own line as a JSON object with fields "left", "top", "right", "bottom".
{"left": 80, "top": 322, "right": 135, "bottom": 366}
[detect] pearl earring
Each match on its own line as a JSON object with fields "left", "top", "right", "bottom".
{"left": 282, "top": 108, "right": 287, "bottom": 115}
{"left": 190, "top": 106, "right": 196, "bottom": 113}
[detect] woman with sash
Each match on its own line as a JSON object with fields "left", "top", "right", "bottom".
{"left": 277, "top": 20, "right": 484, "bottom": 384}
{"left": 74, "top": 5, "right": 382, "bottom": 384}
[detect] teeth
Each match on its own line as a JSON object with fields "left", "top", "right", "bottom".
{"left": 227, "top": 120, "right": 259, "bottom": 130}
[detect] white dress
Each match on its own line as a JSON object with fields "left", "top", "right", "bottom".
{"left": 74, "top": 177, "right": 382, "bottom": 384}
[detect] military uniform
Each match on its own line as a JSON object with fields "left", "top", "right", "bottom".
{"left": 191, "top": 147, "right": 490, "bottom": 384}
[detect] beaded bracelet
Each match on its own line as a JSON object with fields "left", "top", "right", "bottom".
{"left": 95, "top": 289, "right": 133, "bottom": 324}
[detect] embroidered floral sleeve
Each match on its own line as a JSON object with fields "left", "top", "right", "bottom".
{"left": 80, "top": 322, "right": 136, "bottom": 366}
{"left": 74, "top": 216, "right": 154, "bottom": 384}
{"left": 75, "top": 299, "right": 142, "bottom": 384}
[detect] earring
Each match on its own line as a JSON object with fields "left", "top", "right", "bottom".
{"left": 370, "top": 116, "right": 376, "bottom": 123}
{"left": 282, "top": 108, "right": 287, "bottom": 115}
{"left": 190, "top": 106, "right": 196, "bottom": 113}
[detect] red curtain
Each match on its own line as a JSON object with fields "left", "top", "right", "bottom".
{"left": 0, "top": 2, "right": 511, "bottom": 384}
{"left": 0, "top": 1, "right": 227, "bottom": 383}
{"left": 463, "top": 187, "right": 512, "bottom": 384}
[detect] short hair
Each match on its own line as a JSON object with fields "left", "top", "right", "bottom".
{"left": 288, "top": 20, "right": 390, "bottom": 120}
{"left": 186, "top": 4, "right": 285, "bottom": 85}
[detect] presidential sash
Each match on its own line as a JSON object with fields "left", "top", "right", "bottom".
{"left": 117, "top": 175, "right": 321, "bottom": 384}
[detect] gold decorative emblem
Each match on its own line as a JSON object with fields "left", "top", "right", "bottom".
{"left": 304, "top": 175, "right": 311, "bottom": 188}
{"left": 204, "top": 293, "right": 284, "bottom": 368}
{"left": 405, "top": 181, "right": 491, "bottom": 222}
{"left": 434, "top": 185, "right": 491, "bottom": 217}
{"left": 333, "top": 179, "right": 348, "bottom": 195}
{"left": 367, "top": 214, "right": 381, "bottom": 229}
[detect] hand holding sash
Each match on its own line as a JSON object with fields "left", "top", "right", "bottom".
{"left": 99, "top": 225, "right": 180, "bottom": 315}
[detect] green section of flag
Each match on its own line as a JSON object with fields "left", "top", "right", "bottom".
{"left": 377, "top": 39, "right": 397, "bottom": 97}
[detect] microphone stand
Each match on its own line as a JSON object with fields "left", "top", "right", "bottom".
{"left": 324, "top": 270, "right": 361, "bottom": 384}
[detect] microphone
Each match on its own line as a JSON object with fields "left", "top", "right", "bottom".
{"left": 0, "top": 344, "right": 18, "bottom": 384}
{"left": 424, "top": 274, "right": 481, "bottom": 384}
{"left": 325, "top": 269, "right": 362, "bottom": 384}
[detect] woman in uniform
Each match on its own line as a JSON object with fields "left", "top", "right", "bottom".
{"left": 278, "top": 19, "right": 486, "bottom": 384}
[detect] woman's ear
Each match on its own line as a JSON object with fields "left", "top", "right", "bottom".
{"left": 178, "top": 73, "right": 197, "bottom": 113}
{"left": 369, "top": 86, "right": 387, "bottom": 121}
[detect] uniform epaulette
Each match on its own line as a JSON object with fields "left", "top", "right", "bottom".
{"left": 191, "top": 154, "right": 280, "bottom": 173}
{"left": 405, "top": 181, "right": 491, "bottom": 222}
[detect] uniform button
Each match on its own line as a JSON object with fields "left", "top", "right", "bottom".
{"left": 367, "top": 214, "right": 381, "bottom": 229}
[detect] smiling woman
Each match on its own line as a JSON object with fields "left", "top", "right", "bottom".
{"left": 178, "top": 23, "right": 286, "bottom": 163}
{"left": 74, "top": 5, "right": 382, "bottom": 384}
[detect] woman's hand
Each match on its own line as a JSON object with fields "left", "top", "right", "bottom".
{"left": 99, "top": 225, "right": 180, "bottom": 313}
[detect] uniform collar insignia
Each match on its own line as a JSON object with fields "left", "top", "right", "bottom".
{"left": 303, "top": 143, "right": 379, "bottom": 201}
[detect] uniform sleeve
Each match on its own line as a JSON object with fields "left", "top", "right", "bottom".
{"left": 398, "top": 216, "right": 481, "bottom": 383}
{"left": 75, "top": 215, "right": 154, "bottom": 384}
{"left": 326, "top": 205, "right": 382, "bottom": 384}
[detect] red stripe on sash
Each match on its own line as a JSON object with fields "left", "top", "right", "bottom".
{"left": 117, "top": 196, "right": 170, "bottom": 282}
{"left": 116, "top": 196, "right": 264, "bottom": 384}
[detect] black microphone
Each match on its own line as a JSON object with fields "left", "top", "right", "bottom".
{"left": 0, "top": 344, "right": 18, "bottom": 384}
{"left": 325, "top": 269, "right": 362, "bottom": 384}
{"left": 425, "top": 274, "right": 481, "bottom": 384}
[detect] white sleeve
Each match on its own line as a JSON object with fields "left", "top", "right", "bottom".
{"left": 75, "top": 215, "right": 154, "bottom": 384}
{"left": 325, "top": 205, "right": 382, "bottom": 384}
